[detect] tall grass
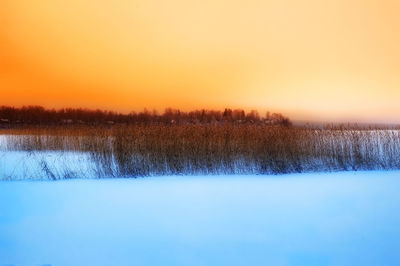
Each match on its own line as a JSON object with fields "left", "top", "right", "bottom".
{"left": 2, "top": 125, "right": 400, "bottom": 177}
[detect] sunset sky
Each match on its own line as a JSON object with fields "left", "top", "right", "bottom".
{"left": 1, "top": 0, "right": 400, "bottom": 122}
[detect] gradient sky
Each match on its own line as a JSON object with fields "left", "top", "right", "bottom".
{"left": 1, "top": 0, "right": 400, "bottom": 122}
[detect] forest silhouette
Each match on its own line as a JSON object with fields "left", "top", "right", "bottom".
{"left": 0, "top": 106, "right": 291, "bottom": 127}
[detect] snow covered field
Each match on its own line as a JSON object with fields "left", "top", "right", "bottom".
{"left": 1, "top": 171, "right": 400, "bottom": 266}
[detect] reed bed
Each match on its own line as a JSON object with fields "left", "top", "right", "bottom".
{"left": 2, "top": 125, "right": 400, "bottom": 177}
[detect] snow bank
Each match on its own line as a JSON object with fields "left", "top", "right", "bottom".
{"left": 1, "top": 171, "right": 400, "bottom": 265}
{"left": 0, "top": 151, "right": 97, "bottom": 180}
{"left": 0, "top": 135, "right": 6, "bottom": 150}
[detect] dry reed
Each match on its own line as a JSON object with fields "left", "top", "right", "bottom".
{"left": 2, "top": 125, "right": 400, "bottom": 177}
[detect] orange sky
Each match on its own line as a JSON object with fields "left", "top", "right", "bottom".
{"left": 1, "top": 0, "right": 400, "bottom": 123}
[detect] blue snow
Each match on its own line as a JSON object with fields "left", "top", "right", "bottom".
{"left": 1, "top": 171, "right": 400, "bottom": 265}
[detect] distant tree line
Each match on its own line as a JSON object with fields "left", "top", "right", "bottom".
{"left": 0, "top": 106, "right": 292, "bottom": 126}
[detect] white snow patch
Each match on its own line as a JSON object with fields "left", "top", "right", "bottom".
{"left": 0, "top": 150, "right": 97, "bottom": 180}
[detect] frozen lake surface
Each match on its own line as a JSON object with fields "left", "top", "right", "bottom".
{"left": 1, "top": 171, "right": 400, "bottom": 266}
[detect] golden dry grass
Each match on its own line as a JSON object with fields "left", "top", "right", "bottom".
{"left": 2, "top": 125, "right": 400, "bottom": 177}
